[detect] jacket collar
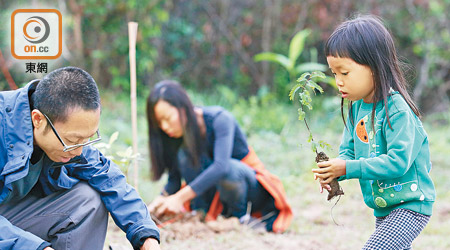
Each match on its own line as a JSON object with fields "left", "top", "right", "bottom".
{"left": 1, "top": 80, "right": 39, "bottom": 185}
{"left": 3, "top": 80, "right": 89, "bottom": 166}
{"left": 3, "top": 80, "right": 39, "bottom": 158}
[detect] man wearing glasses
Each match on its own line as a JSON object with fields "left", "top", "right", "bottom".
{"left": 0, "top": 67, "right": 160, "bottom": 250}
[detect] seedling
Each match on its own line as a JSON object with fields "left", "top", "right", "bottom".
{"left": 289, "top": 71, "right": 344, "bottom": 201}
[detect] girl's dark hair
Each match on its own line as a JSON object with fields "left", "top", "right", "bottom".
{"left": 146, "top": 80, "right": 204, "bottom": 181}
{"left": 325, "top": 15, "right": 420, "bottom": 129}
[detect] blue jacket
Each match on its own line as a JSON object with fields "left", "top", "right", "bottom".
{"left": 0, "top": 81, "right": 159, "bottom": 249}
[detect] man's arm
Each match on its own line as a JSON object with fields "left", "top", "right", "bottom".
{"left": 0, "top": 215, "right": 51, "bottom": 250}
{"left": 67, "top": 146, "right": 160, "bottom": 249}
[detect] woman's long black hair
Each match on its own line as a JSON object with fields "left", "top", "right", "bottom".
{"left": 146, "top": 80, "right": 204, "bottom": 181}
{"left": 325, "top": 15, "right": 420, "bottom": 130}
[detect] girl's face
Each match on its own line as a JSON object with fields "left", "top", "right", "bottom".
{"left": 154, "top": 99, "right": 184, "bottom": 138}
{"left": 327, "top": 56, "right": 375, "bottom": 103}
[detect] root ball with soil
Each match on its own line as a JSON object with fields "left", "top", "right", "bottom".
{"left": 315, "top": 151, "right": 344, "bottom": 201}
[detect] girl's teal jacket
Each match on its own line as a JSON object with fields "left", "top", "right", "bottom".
{"left": 0, "top": 81, "right": 159, "bottom": 249}
{"left": 338, "top": 92, "right": 435, "bottom": 217}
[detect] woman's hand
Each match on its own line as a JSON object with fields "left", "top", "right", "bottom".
{"left": 312, "top": 158, "right": 346, "bottom": 185}
{"left": 148, "top": 195, "right": 167, "bottom": 214}
{"left": 154, "top": 194, "right": 185, "bottom": 217}
{"left": 150, "top": 186, "right": 196, "bottom": 217}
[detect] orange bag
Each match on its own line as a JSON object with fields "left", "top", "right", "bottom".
{"left": 204, "top": 147, "right": 293, "bottom": 233}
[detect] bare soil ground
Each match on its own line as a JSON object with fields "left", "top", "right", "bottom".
{"left": 104, "top": 125, "right": 450, "bottom": 250}
{"left": 105, "top": 177, "right": 450, "bottom": 250}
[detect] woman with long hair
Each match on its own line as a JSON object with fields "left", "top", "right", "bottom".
{"left": 146, "top": 80, "right": 292, "bottom": 232}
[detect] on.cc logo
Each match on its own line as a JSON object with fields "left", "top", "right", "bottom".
{"left": 11, "top": 9, "right": 62, "bottom": 60}
{"left": 23, "top": 16, "right": 50, "bottom": 44}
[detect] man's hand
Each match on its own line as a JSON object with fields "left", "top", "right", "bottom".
{"left": 312, "top": 158, "right": 346, "bottom": 185}
{"left": 140, "top": 238, "right": 160, "bottom": 250}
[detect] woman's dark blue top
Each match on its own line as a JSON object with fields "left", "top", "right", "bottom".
{"left": 164, "top": 106, "right": 250, "bottom": 196}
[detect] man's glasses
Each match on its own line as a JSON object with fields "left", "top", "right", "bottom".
{"left": 41, "top": 112, "right": 102, "bottom": 152}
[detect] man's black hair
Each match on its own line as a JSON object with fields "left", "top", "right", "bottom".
{"left": 33, "top": 66, "right": 101, "bottom": 123}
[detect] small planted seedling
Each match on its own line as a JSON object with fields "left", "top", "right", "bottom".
{"left": 289, "top": 71, "right": 344, "bottom": 201}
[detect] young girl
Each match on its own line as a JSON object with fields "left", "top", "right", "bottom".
{"left": 146, "top": 80, "right": 292, "bottom": 232}
{"left": 312, "top": 15, "right": 435, "bottom": 249}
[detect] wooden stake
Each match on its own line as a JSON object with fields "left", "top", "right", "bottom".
{"left": 128, "top": 22, "right": 138, "bottom": 190}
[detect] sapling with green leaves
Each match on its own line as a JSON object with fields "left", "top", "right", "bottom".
{"left": 94, "top": 131, "right": 139, "bottom": 177}
{"left": 254, "top": 29, "right": 332, "bottom": 90}
{"left": 289, "top": 71, "right": 344, "bottom": 201}
{"left": 254, "top": 29, "right": 341, "bottom": 200}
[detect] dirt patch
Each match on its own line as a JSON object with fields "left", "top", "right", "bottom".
{"left": 156, "top": 211, "right": 241, "bottom": 241}
{"left": 105, "top": 190, "right": 448, "bottom": 250}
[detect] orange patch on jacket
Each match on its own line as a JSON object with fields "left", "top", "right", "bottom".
{"left": 356, "top": 119, "right": 369, "bottom": 143}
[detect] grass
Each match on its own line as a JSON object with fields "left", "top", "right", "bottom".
{"left": 99, "top": 90, "right": 450, "bottom": 249}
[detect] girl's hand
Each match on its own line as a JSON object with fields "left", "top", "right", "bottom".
{"left": 313, "top": 175, "right": 331, "bottom": 193}
{"left": 312, "top": 158, "right": 346, "bottom": 184}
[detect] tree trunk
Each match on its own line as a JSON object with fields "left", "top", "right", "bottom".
{"left": 413, "top": 53, "right": 430, "bottom": 105}
{"left": 68, "top": 0, "right": 85, "bottom": 68}
{"left": 91, "top": 33, "right": 107, "bottom": 81}
{"left": 202, "top": 1, "right": 262, "bottom": 89}
{"left": 261, "top": 0, "right": 273, "bottom": 91}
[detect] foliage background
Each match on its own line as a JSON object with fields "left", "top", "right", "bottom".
{"left": 0, "top": 1, "right": 449, "bottom": 249}
{"left": 1, "top": 0, "right": 449, "bottom": 114}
